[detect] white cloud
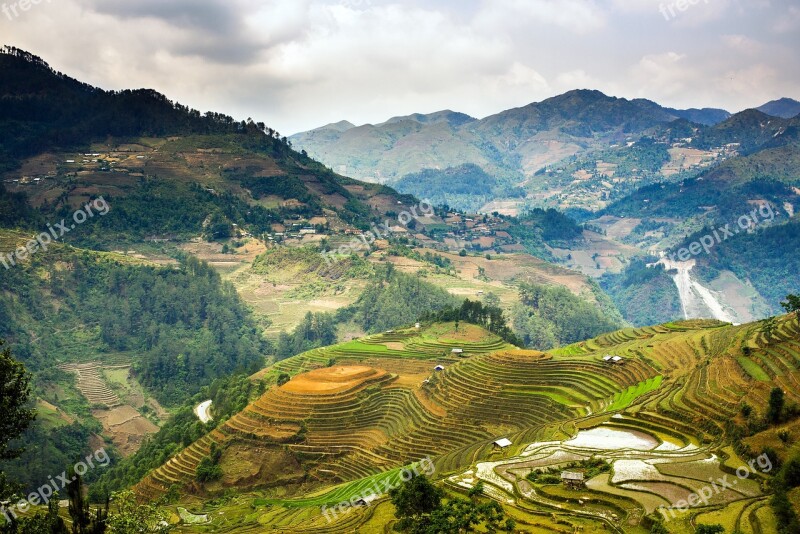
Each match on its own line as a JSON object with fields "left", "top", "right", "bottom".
{"left": 773, "top": 6, "right": 800, "bottom": 33}
{"left": 474, "top": 0, "right": 607, "bottom": 35}
{"left": 630, "top": 52, "right": 691, "bottom": 98}
{"left": 0, "top": 0, "right": 796, "bottom": 132}
{"left": 721, "top": 34, "right": 764, "bottom": 54}
{"left": 716, "top": 64, "right": 780, "bottom": 107}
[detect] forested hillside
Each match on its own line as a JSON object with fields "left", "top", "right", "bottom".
{"left": 601, "top": 259, "right": 683, "bottom": 326}
{"left": 337, "top": 266, "right": 459, "bottom": 333}
{"left": 697, "top": 219, "right": 800, "bottom": 311}
{"left": 0, "top": 245, "right": 266, "bottom": 404}
{"left": 0, "top": 236, "right": 267, "bottom": 490}
{"left": 511, "top": 282, "right": 623, "bottom": 348}
{"left": 393, "top": 164, "right": 525, "bottom": 212}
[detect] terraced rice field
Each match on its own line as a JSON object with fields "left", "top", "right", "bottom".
{"left": 59, "top": 362, "right": 126, "bottom": 407}
{"left": 59, "top": 361, "right": 160, "bottom": 455}
{"left": 145, "top": 317, "right": 800, "bottom": 532}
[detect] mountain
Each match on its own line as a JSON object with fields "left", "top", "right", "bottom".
{"left": 290, "top": 89, "right": 695, "bottom": 186}
{"left": 663, "top": 106, "right": 731, "bottom": 125}
{"left": 598, "top": 111, "right": 800, "bottom": 324}
{"left": 290, "top": 91, "right": 739, "bottom": 213}
{"left": 692, "top": 108, "right": 791, "bottom": 152}
{"left": 393, "top": 163, "right": 525, "bottom": 212}
{"left": 381, "top": 109, "right": 477, "bottom": 127}
{"left": 0, "top": 46, "right": 428, "bottom": 242}
{"left": 757, "top": 97, "right": 800, "bottom": 119}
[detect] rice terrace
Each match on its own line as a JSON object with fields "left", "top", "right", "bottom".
{"left": 124, "top": 314, "right": 800, "bottom": 533}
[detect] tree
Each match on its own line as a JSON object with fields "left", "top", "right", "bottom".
{"left": 195, "top": 456, "right": 222, "bottom": 482}
{"left": 277, "top": 373, "right": 291, "bottom": 386}
{"left": 390, "top": 476, "right": 512, "bottom": 533}
{"left": 67, "top": 473, "right": 108, "bottom": 534}
{"left": 768, "top": 387, "right": 785, "bottom": 424}
{"left": 782, "top": 457, "right": 800, "bottom": 488}
{"left": 105, "top": 491, "right": 171, "bottom": 534}
{"left": 389, "top": 475, "right": 442, "bottom": 532}
{"left": 695, "top": 525, "right": 724, "bottom": 534}
{"left": 0, "top": 340, "right": 36, "bottom": 503}
{"left": 0, "top": 340, "right": 36, "bottom": 462}
{"left": 482, "top": 292, "right": 501, "bottom": 309}
{"left": 468, "top": 481, "right": 484, "bottom": 499}
{"left": 782, "top": 294, "right": 800, "bottom": 323}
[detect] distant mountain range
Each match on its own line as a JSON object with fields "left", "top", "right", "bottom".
{"left": 290, "top": 90, "right": 729, "bottom": 184}
{"left": 757, "top": 97, "right": 800, "bottom": 119}
{"left": 291, "top": 90, "right": 798, "bottom": 215}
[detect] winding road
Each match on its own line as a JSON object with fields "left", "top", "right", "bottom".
{"left": 194, "top": 400, "right": 213, "bottom": 423}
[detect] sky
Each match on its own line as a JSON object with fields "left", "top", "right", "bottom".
{"left": 1, "top": 0, "right": 798, "bottom": 134}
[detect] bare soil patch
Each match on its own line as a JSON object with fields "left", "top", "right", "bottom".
{"left": 93, "top": 405, "right": 158, "bottom": 456}
{"left": 282, "top": 365, "right": 387, "bottom": 394}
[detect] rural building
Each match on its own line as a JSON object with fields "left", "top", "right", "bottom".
{"left": 493, "top": 438, "right": 512, "bottom": 449}
{"left": 561, "top": 471, "right": 585, "bottom": 489}
{"left": 451, "top": 348, "right": 464, "bottom": 354}
{"left": 434, "top": 365, "right": 445, "bottom": 371}
{"left": 354, "top": 494, "right": 379, "bottom": 507}
{"left": 612, "top": 356, "right": 624, "bottom": 364}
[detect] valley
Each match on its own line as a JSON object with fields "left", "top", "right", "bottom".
{"left": 0, "top": 44, "right": 798, "bottom": 534}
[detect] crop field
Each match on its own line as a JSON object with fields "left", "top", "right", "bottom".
{"left": 136, "top": 315, "right": 800, "bottom": 532}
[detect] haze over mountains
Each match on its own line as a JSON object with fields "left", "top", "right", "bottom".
{"left": 291, "top": 91, "right": 798, "bottom": 192}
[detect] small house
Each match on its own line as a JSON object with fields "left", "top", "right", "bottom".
{"left": 451, "top": 348, "right": 464, "bottom": 355}
{"left": 354, "top": 494, "right": 379, "bottom": 507}
{"left": 561, "top": 471, "right": 585, "bottom": 489}
{"left": 612, "top": 356, "right": 624, "bottom": 364}
{"left": 603, "top": 355, "right": 613, "bottom": 363}
{"left": 434, "top": 365, "right": 445, "bottom": 372}
{"left": 493, "top": 438, "right": 512, "bottom": 449}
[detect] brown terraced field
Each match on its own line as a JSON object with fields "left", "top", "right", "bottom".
{"left": 60, "top": 361, "right": 160, "bottom": 455}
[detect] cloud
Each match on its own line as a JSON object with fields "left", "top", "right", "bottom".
{"left": 715, "top": 64, "right": 780, "bottom": 107}
{"left": 0, "top": 0, "right": 796, "bottom": 132}
{"left": 629, "top": 52, "right": 692, "bottom": 99}
{"left": 474, "top": 0, "right": 607, "bottom": 35}
{"left": 773, "top": 6, "right": 800, "bottom": 33}
{"left": 721, "top": 34, "right": 764, "bottom": 55}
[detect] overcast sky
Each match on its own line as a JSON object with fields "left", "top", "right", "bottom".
{"left": 1, "top": 0, "right": 798, "bottom": 134}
